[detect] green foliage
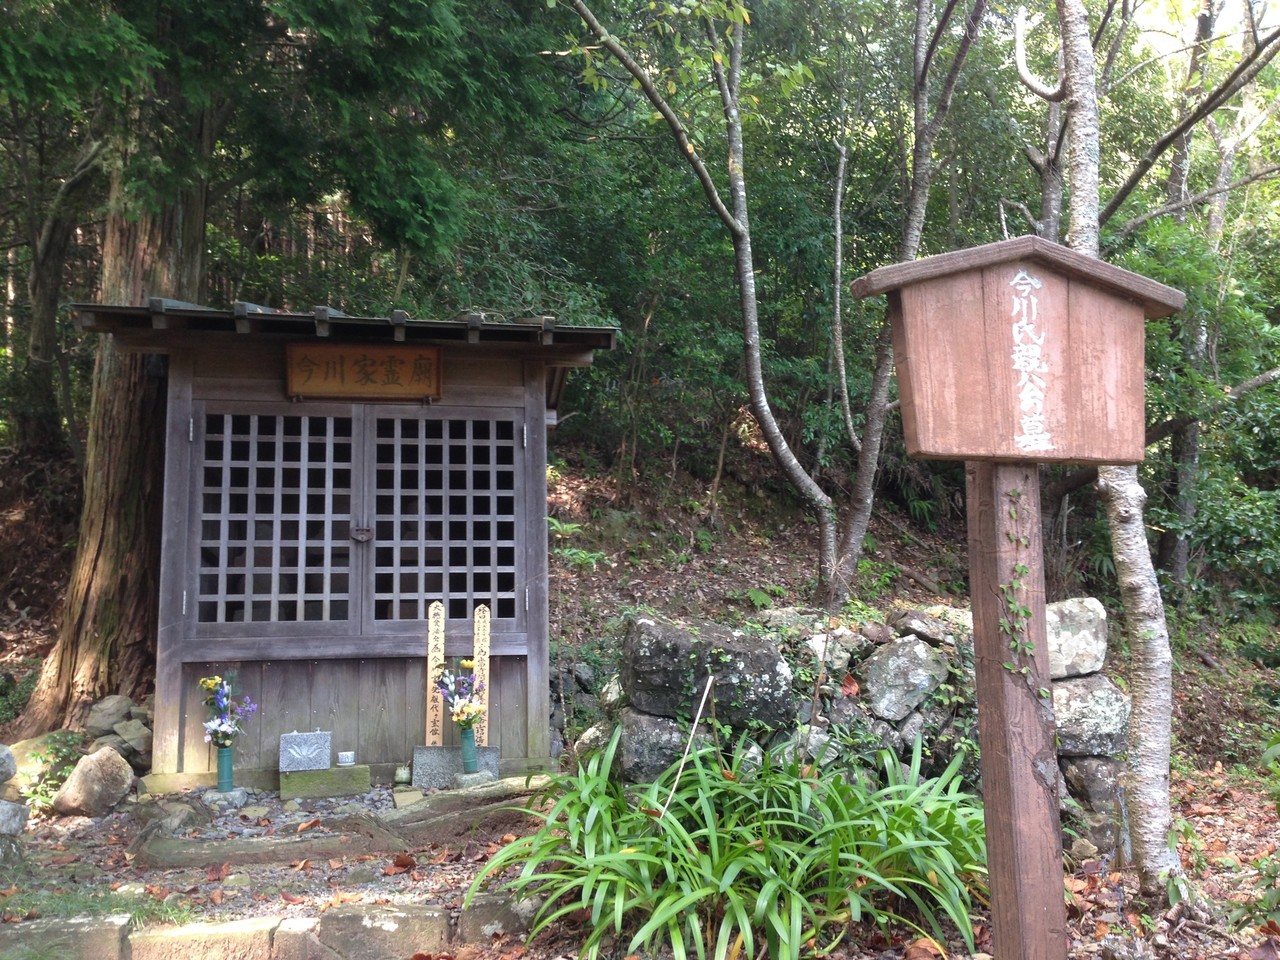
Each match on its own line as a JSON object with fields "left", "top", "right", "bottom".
{"left": 0, "top": 662, "right": 39, "bottom": 725}
{"left": 20, "top": 730, "right": 87, "bottom": 814}
{"left": 471, "top": 730, "right": 987, "bottom": 958}
{"left": 727, "top": 583, "right": 786, "bottom": 610}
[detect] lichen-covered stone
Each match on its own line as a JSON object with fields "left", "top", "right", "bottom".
{"left": 279, "top": 764, "right": 370, "bottom": 800}
{"left": 0, "top": 799, "right": 28, "bottom": 836}
{"left": 1053, "top": 674, "right": 1130, "bottom": 756}
{"left": 1046, "top": 597, "right": 1108, "bottom": 679}
{"left": 862, "top": 637, "right": 950, "bottom": 722}
{"left": 620, "top": 615, "right": 793, "bottom": 730}
{"left": 0, "top": 745, "right": 15, "bottom": 784}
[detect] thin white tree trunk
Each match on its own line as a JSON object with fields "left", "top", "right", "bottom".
{"left": 1056, "top": 0, "right": 1182, "bottom": 897}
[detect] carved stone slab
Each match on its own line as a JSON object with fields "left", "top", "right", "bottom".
{"left": 279, "top": 730, "right": 332, "bottom": 772}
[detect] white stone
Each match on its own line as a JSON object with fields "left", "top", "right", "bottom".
{"left": 0, "top": 799, "right": 28, "bottom": 835}
{"left": 1047, "top": 597, "right": 1108, "bottom": 679}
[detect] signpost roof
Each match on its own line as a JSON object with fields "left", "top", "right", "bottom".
{"left": 850, "top": 235, "right": 1185, "bottom": 318}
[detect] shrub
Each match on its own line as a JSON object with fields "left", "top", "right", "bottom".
{"left": 470, "top": 730, "right": 987, "bottom": 959}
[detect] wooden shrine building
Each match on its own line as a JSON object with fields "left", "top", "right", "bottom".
{"left": 75, "top": 300, "right": 616, "bottom": 781}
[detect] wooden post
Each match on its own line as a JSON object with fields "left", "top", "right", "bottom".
{"left": 967, "top": 462, "right": 1067, "bottom": 960}
{"left": 425, "top": 601, "right": 445, "bottom": 746}
{"left": 473, "top": 605, "right": 491, "bottom": 746}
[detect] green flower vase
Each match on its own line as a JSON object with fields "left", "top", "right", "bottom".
{"left": 459, "top": 726, "right": 479, "bottom": 774}
{"left": 216, "top": 744, "right": 234, "bottom": 792}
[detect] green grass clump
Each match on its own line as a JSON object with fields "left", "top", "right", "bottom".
{"left": 470, "top": 730, "right": 987, "bottom": 959}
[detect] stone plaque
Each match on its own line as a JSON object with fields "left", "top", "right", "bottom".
{"left": 279, "top": 730, "right": 332, "bottom": 772}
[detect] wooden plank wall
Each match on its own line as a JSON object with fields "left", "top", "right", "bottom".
{"left": 180, "top": 655, "right": 530, "bottom": 774}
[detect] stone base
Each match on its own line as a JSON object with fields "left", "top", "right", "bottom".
{"left": 201, "top": 787, "right": 251, "bottom": 809}
{"left": 453, "top": 770, "right": 498, "bottom": 790}
{"left": 279, "top": 765, "right": 371, "bottom": 801}
{"left": 412, "top": 745, "right": 499, "bottom": 790}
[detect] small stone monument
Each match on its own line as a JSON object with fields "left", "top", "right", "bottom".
{"left": 278, "top": 729, "right": 368, "bottom": 800}
{"left": 279, "top": 730, "right": 331, "bottom": 771}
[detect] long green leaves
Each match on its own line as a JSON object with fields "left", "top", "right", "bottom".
{"left": 469, "top": 731, "right": 988, "bottom": 958}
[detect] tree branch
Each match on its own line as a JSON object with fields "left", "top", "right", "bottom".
{"left": 563, "top": 0, "right": 742, "bottom": 238}
{"left": 1101, "top": 26, "right": 1280, "bottom": 225}
{"left": 1112, "top": 164, "right": 1280, "bottom": 240}
{"left": 1016, "top": 7, "right": 1066, "bottom": 101}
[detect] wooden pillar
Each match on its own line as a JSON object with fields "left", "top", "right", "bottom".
{"left": 966, "top": 461, "right": 1067, "bottom": 960}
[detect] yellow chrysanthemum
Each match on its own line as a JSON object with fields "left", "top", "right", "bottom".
{"left": 460, "top": 659, "right": 475, "bottom": 669}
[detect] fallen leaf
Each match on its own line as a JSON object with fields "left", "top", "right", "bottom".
{"left": 292, "top": 859, "right": 312, "bottom": 872}
{"left": 1249, "top": 940, "right": 1280, "bottom": 960}
{"left": 210, "top": 889, "right": 223, "bottom": 906}
{"left": 500, "top": 833, "right": 518, "bottom": 844}
{"left": 393, "top": 852, "right": 416, "bottom": 869}
{"left": 0, "top": 887, "right": 17, "bottom": 899}
{"left": 841, "top": 673, "right": 860, "bottom": 697}
{"left": 281, "top": 891, "right": 305, "bottom": 905}
{"left": 382, "top": 862, "right": 411, "bottom": 876}
{"left": 903, "top": 937, "right": 944, "bottom": 960}
{"left": 1094, "top": 921, "right": 1111, "bottom": 939}
{"left": 205, "top": 862, "right": 231, "bottom": 882}
{"left": 144, "top": 885, "right": 170, "bottom": 901}
{"left": 48, "top": 854, "right": 77, "bottom": 866}
{"left": 328, "top": 858, "right": 344, "bottom": 870}
{"left": 297, "top": 818, "right": 321, "bottom": 833}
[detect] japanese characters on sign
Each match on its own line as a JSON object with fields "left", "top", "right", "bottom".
{"left": 473, "top": 606, "right": 492, "bottom": 747}
{"left": 426, "top": 602, "right": 446, "bottom": 746}
{"left": 1009, "top": 270, "right": 1054, "bottom": 455}
{"left": 286, "top": 343, "right": 441, "bottom": 400}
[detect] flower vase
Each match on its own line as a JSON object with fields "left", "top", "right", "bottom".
{"left": 216, "top": 745, "right": 234, "bottom": 792}
{"left": 459, "top": 726, "right": 479, "bottom": 774}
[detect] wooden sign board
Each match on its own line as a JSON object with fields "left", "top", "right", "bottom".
{"left": 851, "top": 237, "right": 1185, "bottom": 960}
{"left": 286, "top": 342, "right": 441, "bottom": 401}
{"left": 852, "top": 236, "right": 1184, "bottom": 465}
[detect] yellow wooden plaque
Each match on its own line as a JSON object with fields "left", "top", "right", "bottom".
{"left": 286, "top": 343, "right": 441, "bottom": 400}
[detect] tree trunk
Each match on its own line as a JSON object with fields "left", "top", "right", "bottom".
{"left": 1098, "top": 466, "right": 1180, "bottom": 894}
{"left": 16, "top": 175, "right": 206, "bottom": 735}
{"left": 1056, "top": 0, "right": 1180, "bottom": 898}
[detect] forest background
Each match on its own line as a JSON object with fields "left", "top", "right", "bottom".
{"left": 0, "top": 0, "right": 1279, "bottom": 914}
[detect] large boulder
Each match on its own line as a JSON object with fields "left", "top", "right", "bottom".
{"left": 862, "top": 637, "right": 950, "bottom": 722}
{"left": 85, "top": 695, "right": 135, "bottom": 739}
{"left": 1053, "top": 675, "right": 1130, "bottom": 756}
{"left": 621, "top": 616, "right": 793, "bottom": 730}
{"left": 1046, "top": 598, "right": 1108, "bottom": 680}
{"left": 0, "top": 745, "right": 15, "bottom": 784}
{"left": 52, "top": 747, "right": 135, "bottom": 817}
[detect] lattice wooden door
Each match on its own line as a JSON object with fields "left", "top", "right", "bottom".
{"left": 193, "top": 404, "right": 524, "bottom": 639}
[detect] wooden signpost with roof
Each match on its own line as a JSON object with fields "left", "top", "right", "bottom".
{"left": 851, "top": 236, "right": 1184, "bottom": 960}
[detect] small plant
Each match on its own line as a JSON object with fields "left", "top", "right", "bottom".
{"left": 199, "top": 675, "right": 257, "bottom": 747}
{"left": 20, "top": 730, "right": 87, "bottom": 813}
{"left": 470, "top": 730, "right": 986, "bottom": 959}
{"left": 727, "top": 583, "right": 785, "bottom": 610}
{"left": 555, "top": 546, "right": 607, "bottom": 571}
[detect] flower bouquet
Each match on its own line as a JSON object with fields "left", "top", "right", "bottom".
{"left": 199, "top": 674, "right": 257, "bottom": 748}
{"left": 436, "top": 659, "right": 486, "bottom": 773}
